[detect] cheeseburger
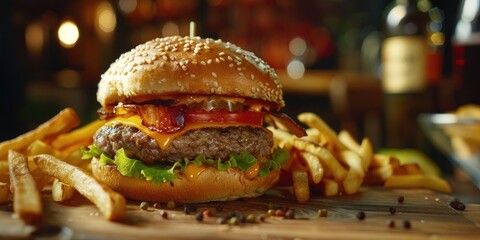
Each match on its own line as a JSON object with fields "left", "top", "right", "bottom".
{"left": 83, "top": 36, "right": 306, "bottom": 203}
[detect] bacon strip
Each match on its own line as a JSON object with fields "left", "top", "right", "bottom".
{"left": 265, "top": 112, "right": 307, "bottom": 137}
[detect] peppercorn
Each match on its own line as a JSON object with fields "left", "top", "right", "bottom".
{"left": 183, "top": 204, "right": 197, "bottom": 214}
{"left": 153, "top": 203, "right": 162, "bottom": 209}
{"left": 256, "top": 214, "right": 266, "bottom": 222}
{"left": 403, "top": 220, "right": 411, "bottom": 229}
{"left": 356, "top": 211, "right": 366, "bottom": 220}
{"left": 388, "top": 220, "right": 395, "bottom": 228}
{"left": 195, "top": 212, "right": 204, "bottom": 222}
{"left": 246, "top": 214, "right": 257, "bottom": 223}
{"left": 203, "top": 209, "right": 211, "bottom": 218}
{"left": 318, "top": 209, "right": 328, "bottom": 217}
{"left": 449, "top": 199, "right": 466, "bottom": 211}
{"left": 140, "top": 201, "right": 149, "bottom": 210}
{"left": 267, "top": 209, "right": 275, "bottom": 216}
{"left": 217, "top": 216, "right": 228, "bottom": 225}
{"left": 275, "top": 209, "right": 284, "bottom": 217}
{"left": 398, "top": 196, "right": 405, "bottom": 204}
{"left": 284, "top": 209, "right": 295, "bottom": 219}
{"left": 229, "top": 217, "right": 240, "bottom": 225}
{"left": 226, "top": 211, "right": 237, "bottom": 219}
{"left": 160, "top": 210, "right": 168, "bottom": 219}
{"left": 389, "top": 207, "right": 396, "bottom": 215}
{"left": 166, "top": 201, "right": 175, "bottom": 209}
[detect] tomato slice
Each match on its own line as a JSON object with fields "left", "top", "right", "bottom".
{"left": 185, "top": 111, "right": 264, "bottom": 126}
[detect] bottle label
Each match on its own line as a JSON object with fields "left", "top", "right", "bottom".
{"left": 382, "top": 36, "right": 427, "bottom": 93}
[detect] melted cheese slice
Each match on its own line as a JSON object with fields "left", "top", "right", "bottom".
{"left": 107, "top": 115, "right": 251, "bottom": 150}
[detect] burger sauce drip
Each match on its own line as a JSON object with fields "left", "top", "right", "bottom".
{"left": 184, "top": 163, "right": 205, "bottom": 182}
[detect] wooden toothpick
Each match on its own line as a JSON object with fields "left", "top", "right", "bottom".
{"left": 190, "top": 21, "right": 196, "bottom": 37}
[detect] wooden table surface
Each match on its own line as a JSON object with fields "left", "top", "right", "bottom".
{"left": 1, "top": 186, "right": 479, "bottom": 240}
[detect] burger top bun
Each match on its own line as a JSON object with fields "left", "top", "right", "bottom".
{"left": 97, "top": 36, "right": 284, "bottom": 110}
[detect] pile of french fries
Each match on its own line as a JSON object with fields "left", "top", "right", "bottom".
{"left": 442, "top": 104, "right": 480, "bottom": 160}
{"left": 0, "top": 108, "right": 454, "bottom": 223}
{"left": 0, "top": 108, "right": 124, "bottom": 223}
{"left": 270, "top": 112, "right": 451, "bottom": 203}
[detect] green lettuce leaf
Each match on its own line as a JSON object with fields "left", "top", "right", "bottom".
{"left": 232, "top": 151, "right": 257, "bottom": 171}
{"left": 80, "top": 144, "right": 101, "bottom": 159}
{"left": 259, "top": 148, "right": 289, "bottom": 177}
{"left": 81, "top": 143, "right": 289, "bottom": 183}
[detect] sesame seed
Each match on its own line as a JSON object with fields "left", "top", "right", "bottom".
{"left": 237, "top": 67, "right": 242, "bottom": 71}
{"left": 235, "top": 49, "right": 242, "bottom": 54}
{"left": 212, "top": 72, "right": 217, "bottom": 78}
{"left": 236, "top": 61, "right": 242, "bottom": 65}
{"left": 201, "top": 61, "right": 206, "bottom": 65}
{"left": 251, "top": 74, "right": 255, "bottom": 80}
{"left": 207, "top": 59, "right": 212, "bottom": 64}
{"left": 160, "top": 62, "right": 165, "bottom": 67}
{"left": 162, "top": 56, "right": 168, "bottom": 61}
{"left": 190, "top": 74, "right": 196, "bottom": 78}
{"left": 229, "top": 64, "right": 234, "bottom": 68}
{"left": 227, "top": 56, "right": 233, "bottom": 61}
{"left": 215, "top": 58, "right": 220, "bottom": 63}
{"left": 219, "top": 57, "right": 225, "bottom": 61}
{"left": 182, "top": 65, "right": 187, "bottom": 71}
{"left": 219, "top": 52, "right": 225, "bottom": 56}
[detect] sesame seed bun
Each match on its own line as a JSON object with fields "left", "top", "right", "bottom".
{"left": 91, "top": 157, "right": 280, "bottom": 203}
{"left": 98, "top": 36, "right": 284, "bottom": 110}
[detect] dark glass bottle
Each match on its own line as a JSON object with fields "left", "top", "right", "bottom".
{"left": 381, "top": 0, "right": 444, "bottom": 148}
{"left": 452, "top": 0, "right": 480, "bottom": 106}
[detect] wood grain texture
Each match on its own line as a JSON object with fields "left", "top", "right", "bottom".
{"left": 1, "top": 186, "right": 479, "bottom": 239}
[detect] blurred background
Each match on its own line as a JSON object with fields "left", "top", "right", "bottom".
{"left": 1, "top": 0, "right": 475, "bottom": 174}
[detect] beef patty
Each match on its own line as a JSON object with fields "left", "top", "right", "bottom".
{"left": 93, "top": 123, "right": 273, "bottom": 164}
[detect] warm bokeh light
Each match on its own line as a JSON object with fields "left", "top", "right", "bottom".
{"left": 119, "top": 0, "right": 137, "bottom": 14}
{"left": 162, "top": 21, "right": 179, "bottom": 36}
{"left": 430, "top": 32, "right": 445, "bottom": 46}
{"left": 289, "top": 37, "right": 307, "bottom": 57}
{"left": 57, "top": 20, "right": 79, "bottom": 48}
{"left": 96, "top": 1, "right": 116, "bottom": 33}
{"left": 25, "top": 22, "right": 44, "bottom": 55}
{"left": 287, "top": 59, "right": 305, "bottom": 79}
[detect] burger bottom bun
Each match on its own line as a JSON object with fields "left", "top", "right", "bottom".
{"left": 91, "top": 157, "right": 280, "bottom": 203}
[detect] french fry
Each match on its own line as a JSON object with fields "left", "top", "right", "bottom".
{"left": 456, "top": 104, "right": 480, "bottom": 119}
{"left": 342, "top": 169, "right": 364, "bottom": 195}
{"left": 451, "top": 136, "right": 480, "bottom": 160}
{"left": 293, "top": 139, "right": 348, "bottom": 181}
{"left": 370, "top": 154, "right": 393, "bottom": 168}
{"left": 51, "top": 120, "right": 104, "bottom": 151}
{"left": 384, "top": 175, "right": 452, "bottom": 193}
{"left": 317, "top": 178, "right": 339, "bottom": 197}
{"left": 8, "top": 150, "right": 43, "bottom": 224}
{"left": 299, "top": 151, "right": 324, "bottom": 184}
{"left": 340, "top": 150, "right": 365, "bottom": 178}
{"left": 393, "top": 163, "right": 423, "bottom": 175}
{"left": 359, "top": 138, "right": 373, "bottom": 171}
{"left": 0, "top": 161, "right": 8, "bottom": 175}
{"left": 0, "top": 108, "right": 80, "bottom": 159}
{"left": 297, "top": 112, "right": 346, "bottom": 151}
{"left": 291, "top": 160, "right": 310, "bottom": 203}
{"left": 33, "top": 154, "right": 125, "bottom": 221}
{"left": 364, "top": 164, "right": 393, "bottom": 185}
{"left": 52, "top": 178, "right": 75, "bottom": 202}
{"left": 267, "top": 126, "right": 295, "bottom": 149}
{"left": 0, "top": 182, "right": 9, "bottom": 204}
{"left": 338, "top": 130, "right": 361, "bottom": 153}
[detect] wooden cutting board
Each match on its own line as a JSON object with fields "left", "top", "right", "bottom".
{"left": 1, "top": 186, "right": 479, "bottom": 239}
